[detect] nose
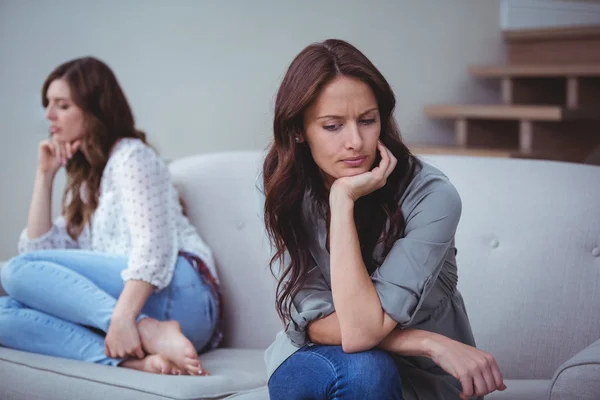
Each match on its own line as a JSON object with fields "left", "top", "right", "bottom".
{"left": 345, "top": 122, "right": 363, "bottom": 150}
{"left": 45, "top": 106, "right": 56, "bottom": 121}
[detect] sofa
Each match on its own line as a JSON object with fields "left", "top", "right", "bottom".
{"left": 0, "top": 151, "right": 599, "bottom": 400}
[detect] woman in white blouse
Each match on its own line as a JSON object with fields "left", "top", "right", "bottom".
{"left": 0, "top": 57, "right": 221, "bottom": 375}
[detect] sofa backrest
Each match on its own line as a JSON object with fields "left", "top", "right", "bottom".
{"left": 424, "top": 155, "right": 600, "bottom": 379}
{"left": 170, "top": 152, "right": 600, "bottom": 379}
{"left": 169, "top": 152, "right": 281, "bottom": 350}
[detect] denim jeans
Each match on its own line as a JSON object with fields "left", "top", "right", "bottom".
{"left": 0, "top": 249, "right": 217, "bottom": 366}
{"left": 268, "top": 345, "right": 403, "bottom": 400}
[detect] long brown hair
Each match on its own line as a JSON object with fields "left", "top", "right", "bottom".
{"left": 263, "top": 39, "right": 419, "bottom": 326}
{"left": 42, "top": 57, "right": 148, "bottom": 239}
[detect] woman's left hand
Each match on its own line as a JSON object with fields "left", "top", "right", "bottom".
{"left": 330, "top": 141, "right": 397, "bottom": 203}
{"left": 105, "top": 312, "right": 145, "bottom": 360}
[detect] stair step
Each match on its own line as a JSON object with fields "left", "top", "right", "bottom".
{"left": 425, "top": 105, "right": 598, "bottom": 121}
{"left": 410, "top": 145, "right": 516, "bottom": 158}
{"left": 504, "top": 25, "right": 600, "bottom": 65}
{"left": 470, "top": 64, "right": 600, "bottom": 78}
{"left": 504, "top": 26, "right": 600, "bottom": 42}
{"left": 410, "top": 145, "right": 583, "bottom": 162}
{"left": 409, "top": 145, "right": 568, "bottom": 160}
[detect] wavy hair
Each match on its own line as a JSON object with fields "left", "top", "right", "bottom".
{"left": 263, "top": 39, "right": 419, "bottom": 325}
{"left": 42, "top": 57, "right": 148, "bottom": 239}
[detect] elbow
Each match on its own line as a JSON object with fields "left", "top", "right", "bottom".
{"left": 341, "top": 334, "right": 380, "bottom": 353}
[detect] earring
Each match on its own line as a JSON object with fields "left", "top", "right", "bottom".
{"left": 295, "top": 137, "right": 301, "bottom": 143}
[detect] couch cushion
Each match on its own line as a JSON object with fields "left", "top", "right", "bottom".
{"left": 549, "top": 338, "right": 600, "bottom": 400}
{"left": 483, "top": 379, "right": 549, "bottom": 400}
{"left": 0, "top": 261, "right": 7, "bottom": 296}
{"left": 222, "top": 380, "right": 551, "bottom": 400}
{"left": 422, "top": 156, "right": 600, "bottom": 379}
{"left": 0, "top": 347, "right": 266, "bottom": 400}
{"left": 224, "top": 387, "right": 268, "bottom": 399}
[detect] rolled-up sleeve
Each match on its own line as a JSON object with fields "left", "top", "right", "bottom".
{"left": 371, "top": 177, "right": 462, "bottom": 327}
{"left": 286, "top": 265, "right": 335, "bottom": 346}
{"left": 255, "top": 171, "right": 335, "bottom": 346}
{"left": 116, "top": 146, "right": 178, "bottom": 291}
{"left": 18, "top": 216, "right": 79, "bottom": 253}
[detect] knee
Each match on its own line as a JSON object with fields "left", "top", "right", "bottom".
{"left": 343, "top": 350, "right": 402, "bottom": 393}
{"left": 0, "top": 296, "right": 23, "bottom": 312}
{"left": 1, "top": 254, "right": 35, "bottom": 298}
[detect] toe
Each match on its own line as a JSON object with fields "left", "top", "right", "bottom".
{"left": 185, "top": 357, "right": 201, "bottom": 367}
{"left": 184, "top": 349, "right": 198, "bottom": 359}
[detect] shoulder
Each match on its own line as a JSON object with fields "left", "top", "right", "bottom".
{"left": 109, "top": 138, "right": 158, "bottom": 163}
{"left": 106, "top": 138, "right": 167, "bottom": 176}
{"left": 401, "top": 160, "right": 462, "bottom": 220}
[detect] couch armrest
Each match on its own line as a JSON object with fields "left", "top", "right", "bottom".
{"left": 0, "top": 261, "right": 7, "bottom": 297}
{"left": 549, "top": 339, "right": 600, "bottom": 400}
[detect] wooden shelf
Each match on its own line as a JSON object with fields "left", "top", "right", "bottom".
{"left": 503, "top": 26, "right": 600, "bottom": 42}
{"left": 424, "top": 104, "right": 599, "bottom": 121}
{"left": 409, "top": 145, "right": 565, "bottom": 161}
{"left": 470, "top": 64, "right": 600, "bottom": 78}
{"left": 409, "top": 145, "right": 515, "bottom": 158}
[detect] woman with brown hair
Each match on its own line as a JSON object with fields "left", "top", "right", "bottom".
{"left": 0, "top": 57, "right": 220, "bottom": 375}
{"left": 261, "top": 40, "right": 507, "bottom": 399}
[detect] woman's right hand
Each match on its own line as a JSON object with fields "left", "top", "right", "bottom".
{"left": 428, "top": 335, "right": 507, "bottom": 399}
{"left": 38, "top": 138, "right": 80, "bottom": 176}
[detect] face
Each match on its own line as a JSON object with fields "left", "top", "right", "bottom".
{"left": 45, "top": 79, "right": 85, "bottom": 143}
{"left": 303, "top": 75, "right": 380, "bottom": 188}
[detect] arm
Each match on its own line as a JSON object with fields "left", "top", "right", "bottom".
{"left": 105, "top": 145, "right": 177, "bottom": 358}
{"left": 329, "top": 193, "right": 397, "bottom": 352}
{"left": 327, "top": 144, "right": 462, "bottom": 352}
{"left": 308, "top": 312, "right": 433, "bottom": 358}
{"left": 26, "top": 169, "right": 54, "bottom": 239}
{"left": 112, "top": 280, "right": 154, "bottom": 319}
{"left": 327, "top": 180, "right": 461, "bottom": 351}
{"left": 116, "top": 145, "right": 178, "bottom": 292}
{"left": 105, "top": 279, "right": 153, "bottom": 359}
{"left": 20, "top": 139, "right": 80, "bottom": 253}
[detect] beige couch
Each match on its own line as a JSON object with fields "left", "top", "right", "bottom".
{"left": 1, "top": 152, "right": 599, "bottom": 399}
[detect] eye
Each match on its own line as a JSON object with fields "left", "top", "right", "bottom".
{"left": 323, "top": 124, "right": 341, "bottom": 132}
{"left": 359, "top": 118, "right": 376, "bottom": 125}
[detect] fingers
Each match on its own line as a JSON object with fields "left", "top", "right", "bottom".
{"left": 472, "top": 369, "right": 489, "bottom": 397}
{"left": 135, "top": 347, "right": 145, "bottom": 360}
{"left": 479, "top": 357, "right": 499, "bottom": 394}
{"left": 71, "top": 140, "right": 81, "bottom": 154}
{"left": 51, "top": 140, "right": 63, "bottom": 166}
{"left": 104, "top": 343, "right": 113, "bottom": 358}
{"left": 374, "top": 141, "right": 390, "bottom": 176}
{"left": 468, "top": 352, "right": 506, "bottom": 397}
{"left": 122, "top": 344, "right": 144, "bottom": 359}
{"left": 53, "top": 139, "right": 67, "bottom": 166}
{"left": 40, "top": 139, "right": 55, "bottom": 155}
{"left": 65, "top": 142, "right": 72, "bottom": 159}
{"left": 488, "top": 355, "right": 506, "bottom": 390}
{"left": 384, "top": 147, "right": 397, "bottom": 178}
{"left": 458, "top": 376, "right": 474, "bottom": 399}
{"left": 376, "top": 141, "right": 397, "bottom": 180}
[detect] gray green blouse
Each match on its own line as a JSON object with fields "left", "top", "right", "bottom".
{"left": 261, "top": 160, "right": 479, "bottom": 400}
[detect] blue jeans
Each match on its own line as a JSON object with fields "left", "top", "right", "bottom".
{"left": 0, "top": 249, "right": 218, "bottom": 366}
{"left": 268, "top": 345, "right": 403, "bottom": 400}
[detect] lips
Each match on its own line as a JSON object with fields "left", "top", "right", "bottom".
{"left": 50, "top": 126, "right": 60, "bottom": 134}
{"left": 341, "top": 156, "right": 367, "bottom": 167}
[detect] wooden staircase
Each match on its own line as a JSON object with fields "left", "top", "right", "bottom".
{"left": 416, "top": 26, "right": 600, "bottom": 163}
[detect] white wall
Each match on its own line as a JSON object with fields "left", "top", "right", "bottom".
{"left": 501, "top": 0, "right": 600, "bottom": 30}
{"left": 0, "top": 0, "right": 504, "bottom": 259}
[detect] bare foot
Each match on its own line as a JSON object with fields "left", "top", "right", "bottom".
{"left": 137, "top": 318, "right": 209, "bottom": 376}
{"left": 120, "top": 354, "right": 183, "bottom": 375}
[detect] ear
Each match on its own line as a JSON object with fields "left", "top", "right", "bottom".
{"left": 295, "top": 135, "right": 305, "bottom": 143}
